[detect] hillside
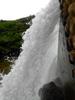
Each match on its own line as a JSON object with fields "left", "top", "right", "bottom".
{"left": 0, "top": 15, "right": 35, "bottom": 74}
{"left": 0, "top": 15, "right": 35, "bottom": 59}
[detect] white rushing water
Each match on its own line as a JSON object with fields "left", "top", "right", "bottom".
{"left": 0, "top": 0, "right": 61, "bottom": 100}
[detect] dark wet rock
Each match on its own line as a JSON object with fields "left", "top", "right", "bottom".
{"left": 39, "top": 82, "right": 65, "bottom": 100}
{"left": 64, "top": 81, "right": 75, "bottom": 100}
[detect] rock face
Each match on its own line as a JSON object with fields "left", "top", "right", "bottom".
{"left": 64, "top": 81, "right": 75, "bottom": 100}
{"left": 38, "top": 82, "right": 65, "bottom": 100}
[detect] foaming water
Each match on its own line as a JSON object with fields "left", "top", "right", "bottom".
{"left": 0, "top": 0, "right": 60, "bottom": 100}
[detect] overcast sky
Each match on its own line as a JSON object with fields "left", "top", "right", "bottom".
{"left": 0, "top": 0, "right": 50, "bottom": 20}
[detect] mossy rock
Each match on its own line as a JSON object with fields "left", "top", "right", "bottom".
{"left": 0, "top": 60, "right": 12, "bottom": 75}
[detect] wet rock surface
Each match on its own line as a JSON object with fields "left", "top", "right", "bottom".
{"left": 39, "top": 81, "right": 75, "bottom": 100}
{"left": 39, "top": 82, "right": 65, "bottom": 100}
{"left": 64, "top": 81, "right": 75, "bottom": 100}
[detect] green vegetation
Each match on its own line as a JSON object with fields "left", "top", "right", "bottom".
{"left": 0, "top": 15, "right": 35, "bottom": 75}
{"left": 0, "top": 15, "right": 35, "bottom": 59}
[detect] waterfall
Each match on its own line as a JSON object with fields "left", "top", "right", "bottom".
{"left": 0, "top": 0, "right": 60, "bottom": 100}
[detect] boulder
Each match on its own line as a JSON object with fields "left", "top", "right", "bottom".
{"left": 38, "top": 82, "right": 64, "bottom": 100}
